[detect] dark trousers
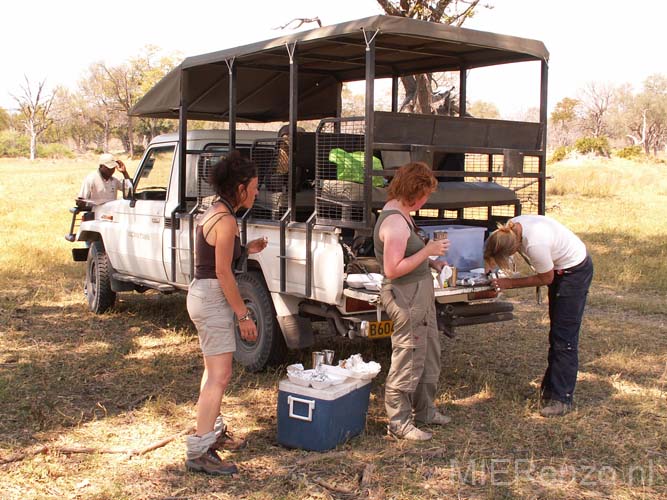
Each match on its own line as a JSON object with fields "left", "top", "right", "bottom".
{"left": 541, "top": 255, "right": 594, "bottom": 404}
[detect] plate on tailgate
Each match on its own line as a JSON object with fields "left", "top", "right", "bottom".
{"left": 367, "top": 320, "right": 393, "bottom": 339}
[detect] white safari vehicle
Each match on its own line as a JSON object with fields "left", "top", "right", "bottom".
{"left": 68, "top": 16, "right": 549, "bottom": 371}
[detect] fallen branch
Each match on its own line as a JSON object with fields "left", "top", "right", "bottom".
{"left": 130, "top": 425, "right": 195, "bottom": 456}
{"left": 0, "top": 426, "right": 196, "bottom": 464}
{"left": 0, "top": 445, "right": 48, "bottom": 465}
{"left": 58, "top": 446, "right": 127, "bottom": 455}
{"left": 313, "top": 477, "right": 355, "bottom": 495}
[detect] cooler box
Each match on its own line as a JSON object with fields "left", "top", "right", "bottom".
{"left": 426, "top": 224, "right": 486, "bottom": 271}
{"left": 277, "top": 377, "right": 372, "bottom": 451}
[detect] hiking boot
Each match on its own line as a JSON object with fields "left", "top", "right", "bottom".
{"left": 539, "top": 400, "right": 572, "bottom": 417}
{"left": 211, "top": 425, "right": 247, "bottom": 452}
{"left": 417, "top": 410, "right": 451, "bottom": 426}
{"left": 388, "top": 424, "right": 432, "bottom": 441}
{"left": 185, "top": 448, "right": 238, "bottom": 476}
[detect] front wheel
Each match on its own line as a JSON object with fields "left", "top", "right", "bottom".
{"left": 85, "top": 241, "right": 116, "bottom": 314}
{"left": 233, "top": 272, "right": 287, "bottom": 372}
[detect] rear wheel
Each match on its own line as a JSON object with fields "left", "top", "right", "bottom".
{"left": 233, "top": 272, "right": 287, "bottom": 371}
{"left": 86, "top": 241, "right": 116, "bottom": 314}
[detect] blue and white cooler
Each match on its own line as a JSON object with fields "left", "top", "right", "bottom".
{"left": 277, "top": 377, "right": 372, "bottom": 452}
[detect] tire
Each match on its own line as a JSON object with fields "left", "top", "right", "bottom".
{"left": 85, "top": 241, "right": 116, "bottom": 314}
{"left": 233, "top": 272, "right": 287, "bottom": 372}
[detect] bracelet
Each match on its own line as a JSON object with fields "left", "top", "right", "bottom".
{"left": 237, "top": 310, "right": 252, "bottom": 322}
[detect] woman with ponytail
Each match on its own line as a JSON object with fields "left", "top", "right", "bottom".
{"left": 184, "top": 151, "right": 268, "bottom": 475}
{"left": 484, "top": 215, "right": 593, "bottom": 417}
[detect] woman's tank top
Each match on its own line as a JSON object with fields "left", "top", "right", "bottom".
{"left": 194, "top": 211, "right": 243, "bottom": 280}
{"left": 373, "top": 209, "right": 431, "bottom": 285}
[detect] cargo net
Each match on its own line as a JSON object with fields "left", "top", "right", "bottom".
{"left": 459, "top": 153, "right": 542, "bottom": 221}
{"left": 196, "top": 153, "right": 225, "bottom": 211}
{"left": 251, "top": 138, "right": 289, "bottom": 220}
{"left": 315, "top": 118, "right": 369, "bottom": 227}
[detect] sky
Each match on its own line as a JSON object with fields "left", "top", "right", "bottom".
{"left": 2, "top": 0, "right": 666, "bottom": 117}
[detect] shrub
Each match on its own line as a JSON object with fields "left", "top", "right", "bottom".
{"left": 574, "top": 136, "right": 611, "bottom": 157}
{"left": 615, "top": 145, "right": 644, "bottom": 160}
{"left": 548, "top": 146, "right": 570, "bottom": 164}
{"left": 0, "top": 130, "right": 29, "bottom": 157}
{"left": 36, "top": 143, "right": 75, "bottom": 159}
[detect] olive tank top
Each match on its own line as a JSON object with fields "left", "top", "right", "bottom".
{"left": 373, "top": 209, "right": 431, "bottom": 285}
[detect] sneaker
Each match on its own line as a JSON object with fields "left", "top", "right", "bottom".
{"left": 417, "top": 411, "right": 451, "bottom": 426}
{"left": 185, "top": 448, "right": 238, "bottom": 476}
{"left": 211, "top": 425, "right": 247, "bottom": 452}
{"left": 539, "top": 400, "right": 572, "bottom": 417}
{"left": 388, "top": 424, "right": 432, "bottom": 441}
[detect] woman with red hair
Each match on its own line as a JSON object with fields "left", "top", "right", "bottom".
{"left": 373, "top": 162, "right": 451, "bottom": 441}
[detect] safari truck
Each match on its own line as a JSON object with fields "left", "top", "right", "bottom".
{"left": 67, "top": 15, "right": 549, "bottom": 371}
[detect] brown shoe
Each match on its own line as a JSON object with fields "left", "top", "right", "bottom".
{"left": 540, "top": 400, "right": 572, "bottom": 417}
{"left": 211, "top": 425, "right": 247, "bottom": 451}
{"left": 185, "top": 448, "right": 238, "bottom": 476}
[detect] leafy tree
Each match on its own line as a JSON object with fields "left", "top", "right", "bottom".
{"left": 11, "top": 76, "right": 57, "bottom": 160}
{"left": 375, "top": 1, "right": 489, "bottom": 114}
{"left": 549, "top": 97, "right": 581, "bottom": 147}
{"left": 467, "top": 100, "right": 500, "bottom": 119}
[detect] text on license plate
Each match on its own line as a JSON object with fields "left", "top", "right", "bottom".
{"left": 367, "top": 320, "right": 393, "bottom": 339}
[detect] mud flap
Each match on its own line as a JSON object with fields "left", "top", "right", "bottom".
{"left": 277, "top": 315, "right": 314, "bottom": 349}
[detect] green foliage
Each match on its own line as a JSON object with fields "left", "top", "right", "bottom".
{"left": 574, "top": 136, "right": 611, "bottom": 156}
{"left": 0, "top": 130, "right": 29, "bottom": 157}
{"left": 550, "top": 97, "right": 580, "bottom": 124}
{"left": 548, "top": 146, "right": 570, "bottom": 164}
{"left": 615, "top": 145, "right": 644, "bottom": 160}
{"left": 36, "top": 143, "right": 74, "bottom": 159}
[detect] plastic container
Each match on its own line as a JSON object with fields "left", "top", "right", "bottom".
{"left": 425, "top": 225, "right": 486, "bottom": 271}
{"left": 277, "top": 378, "right": 372, "bottom": 451}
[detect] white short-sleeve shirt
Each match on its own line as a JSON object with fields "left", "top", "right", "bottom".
{"left": 78, "top": 170, "right": 122, "bottom": 205}
{"left": 512, "top": 215, "right": 587, "bottom": 273}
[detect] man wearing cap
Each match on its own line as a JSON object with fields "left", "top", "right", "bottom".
{"left": 76, "top": 153, "right": 131, "bottom": 207}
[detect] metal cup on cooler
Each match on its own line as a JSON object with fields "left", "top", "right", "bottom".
{"left": 322, "top": 349, "right": 335, "bottom": 365}
{"left": 312, "top": 351, "right": 325, "bottom": 371}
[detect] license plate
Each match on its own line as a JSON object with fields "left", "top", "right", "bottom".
{"left": 367, "top": 320, "right": 393, "bottom": 339}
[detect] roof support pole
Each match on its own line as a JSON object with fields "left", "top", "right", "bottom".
{"left": 391, "top": 76, "right": 398, "bottom": 113}
{"left": 363, "top": 28, "right": 378, "bottom": 231}
{"left": 286, "top": 42, "right": 298, "bottom": 222}
{"left": 335, "top": 81, "right": 343, "bottom": 134}
{"left": 225, "top": 58, "right": 237, "bottom": 150}
{"left": 538, "top": 59, "right": 549, "bottom": 215}
{"left": 174, "top": 69, "right": 190, "bottom": 283}
{"left": 459, "top": 65, "right": 467, "bottom": 116}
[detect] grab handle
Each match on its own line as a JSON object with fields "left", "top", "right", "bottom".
{"left": 287, "top": 395, "right": 315, "bottom": 422}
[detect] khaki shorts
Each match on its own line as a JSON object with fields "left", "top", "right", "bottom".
{"left": 187, "top": 279, "right": 236, "bottom": 356}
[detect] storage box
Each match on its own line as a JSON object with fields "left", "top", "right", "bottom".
{"left": 277, "top": 377, "right": 372, "bottom": 451}
{"left": 425, "top": 225, "right": 486, "bottom": 271}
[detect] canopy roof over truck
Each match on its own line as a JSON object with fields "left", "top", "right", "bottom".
{"left": 130, "top": 15, "right": 549, "bottom": 122}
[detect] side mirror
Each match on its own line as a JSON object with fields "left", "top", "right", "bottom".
{"left": 122, "top": 179, "right": 136, "bottom": 207}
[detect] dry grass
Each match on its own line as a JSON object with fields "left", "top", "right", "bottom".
{"left": 1, "top": 157, "right": 666, "bottom": 499}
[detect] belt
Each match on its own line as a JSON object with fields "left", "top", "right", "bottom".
{"left": 555, "top": 254, "right": 590, "bottom": 276}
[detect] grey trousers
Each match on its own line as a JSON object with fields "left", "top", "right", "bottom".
{"left": 380, "top": 277, "right": 441, "bottom": 435}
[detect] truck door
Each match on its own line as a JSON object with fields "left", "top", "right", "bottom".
{"left": 118, "top": 144, "right": 176, "bottom": 281}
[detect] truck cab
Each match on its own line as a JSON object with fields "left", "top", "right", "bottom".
{"left": 69, "top": 15, "right": 549, "bottom": 372}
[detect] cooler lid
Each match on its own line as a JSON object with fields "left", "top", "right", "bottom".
{"left": 279, "top": 377, "right": 371, "bottom": 400}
